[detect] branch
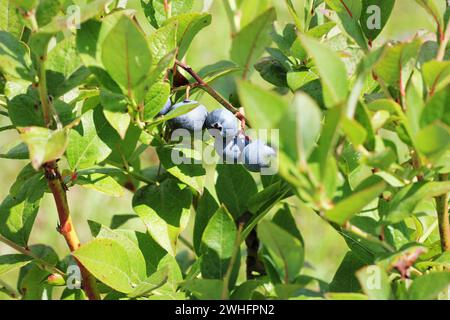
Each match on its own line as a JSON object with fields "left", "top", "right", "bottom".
{"left": 436, "top": 173, "right": 450, "bottom": 251}
{"left": 36, "top": 48, "right": 100, "bottom": 298}
{"left": 174, "top": 59, "right": 249, "bottom": 127}
{"left": 436, "top": 20, "right": 450, "bottom": 62}
{"left": 43, "top": 162, "right": 101, "bottom": 300}
{"left": 0, "top": 234, "right": 64, "bottom": 276}
{"left": 37, "top": 56, "right": 52, "bottom": 127}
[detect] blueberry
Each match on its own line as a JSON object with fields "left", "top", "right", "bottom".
{"left": 214, "top": 133, "right": 248, "bottom": 164}
{"left": 168, "top": 100, "right": 208, "bottom": 131}
{"left": 157, "top": 98, "right": 172, "bottom": 117}
{"left": 243, "top": 140, "right": 276, "bottom": 172}
{"left": 205, "top": 108, "right": 239, "bottom": 138}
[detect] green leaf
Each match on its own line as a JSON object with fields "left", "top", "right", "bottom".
{"left": 127, "top": 266, "right": 169, "bottom": 298}
{"left": 237, "top": 81, "right": 289, "bottom": 130}
{"left": 342, "top": 117, "right": 367, "bottom": 147}
{"left": 100, "top": 90, "right": 130, "bottom": 139}
{"left": 0, "top": 31, "right": 35, "bottom": 81}
{"left": 8, "top": 94, "right": 45, "bottom": 127}
{"left": 356, "top": 265, "right": 391, "bottom": 300}
{"left": 415, "top": 122, "right": 450, "bottom": 162}
{"left": 0, "top": 0, "right": 23, "bottom": 37}
{"left": 254, "top": 57, "right": 288, "bottom": 88}
{"left": 77, "top": 173, "right": 124, "bottom": 197}
{"left": 66, "top": 109, "right": 112, "bottom": 170}
{"left": 272, "top": 204, "right": 303, "bottom": 244}
{"left": 422, "top": 60, "right": 450, "bottom": 94}
{"left": 329, "top": 251, "right": 366, "bottom": 292}
{"left": 87, "top": 221, "right": 147, "bottom": 282}
{"left": 200, "top": 206, "right": 237, "bottom": 279}
{"left": 164, "top": 13, "right": 211, "bottom": 59}
{"left": 215, "top": 164, "right": 257, "bottom": 219}
{"left": 360, "top": 0, "right": 396, "bottom": 42}
{"left": 145, "top": 0, "right": 194, "bottom": 28}
{"left": 0, "top": 254, "right": 32, "bottom": 276}
{"left": 101, "top": 15, "right": 152, "bottom": 98}
{"left": 325, "top": 176, "right": 386, "bottom": 225}
{"left": 325, "top": 0, "right": 368, "bottom": 50}
{"left": 0, "top": 174, "right": 45, "bottom": 247}
{"left": 258, "top": 220, "right": 304, "bottom": 283}
{"left": 144, "top": 81, "right": 171, "bottom": 121}
{"left": 148, "top": 20, "right": 177, "bottom": 74}
{"left": 157, "top": 145, "right": 206, "bottom": 192}
{"left": 73, "top": 238, "right": 142, "bottom": 294}
{"left": 280, "top": 92, "right": 322, "bottom": 165}
{"left": 231, "top": 8, "right": 276, "bottom": 78}
{"left": 374, "top": 39, "right": 422, "bottom": 94}
{"left": 193, "top": 188, "right": 219, "bottom": 255}
{"left": 414, "top": 0, "right": 446, "bottom": 29}
{"left": 19, "top": 127, "right": 68, "bottom": 170}
{"left": 408, "top": 272, "right": 450, "bottom": 300}
{"left": 384, "top": 180, "right": 450, "bottom": 223}
{"left": 0, "top": 141, "right": 29, "bottom": 160}
{"left": 314, "top": 105, "right": 344, "bottom": 179}
{"left": 299, "top": 35, "right": 349, "bottom": 107}
{"left": 132, "top": 179, "right": 192, "bottom": 256}
{"left": 420, "top": 86, "right": 450, "bottom": 127}
{"left": 182, "top": 279, "right": 224, "bottom": 300}
{"left": 45, "top": 37, "right": 90, "bottom": 98}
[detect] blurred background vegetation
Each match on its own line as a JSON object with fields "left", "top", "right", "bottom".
{"left": 0, "top": 0, "right": 435, "bottom": 293}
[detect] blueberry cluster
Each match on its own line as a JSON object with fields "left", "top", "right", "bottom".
{"left": 159, "top": 99, "right": 276, "bottom": 172}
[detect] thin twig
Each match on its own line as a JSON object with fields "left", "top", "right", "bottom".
{"left": 0, "top": 234, "right": 65, "bottom": 276}
{"left": 436, "top": 173, "right": 450, "bottom": 251}
{"left": 436, "top": 20, "right": 450, "bottom": 61}
{"left": 43, "top": 162, "right": 101, "bottom": 300}
{"left": 343, "top": 222, "right": 395, "bottom": 252}
{"left": 174, "top": 59, "right": 249, "bottom": 126}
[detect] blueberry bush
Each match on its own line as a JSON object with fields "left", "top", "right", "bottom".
{"left": 0, "top": 0, "right": 449, "bottom": 300}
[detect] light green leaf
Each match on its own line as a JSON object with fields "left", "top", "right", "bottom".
{"left": 73, "top": 238, "right": 141, "bottom": 293}
{"left": 231, "top": 8, "right": 276, "bottom": 78}
{"left": 100, "top": 90, "right": 130, "bottom": 139}
{"left": 132, "top": 179, "right": 192, "bottom": 256}
{"left": 19, "top": 127, "right": 68, "bottom": 170}
{"left": 299, "top": 35, "right": 349, "bottom": 107}
{"left": 144, "top": 81, "right": 171, "bottom": 121}
{"left": 127, "top": 266, "right": 169, "bottom": 298}
{"left": 422, "top": 60, "right": 450, "bottom": 94}
{"left": 0, "top": 174, "right": 45, "bottom": 247}
{"left": 101, "top": 15, "right": 152, "bottom": 98}
{"left": 0, "top": 0, "right": 23, "bottom": 37}
{"left": 182, "top": 279, "right": 224, "bottom": 300}
{"left": 157, "top": 145, "right": 205, "bottom": 192}
{"left": 356, "top": 265, "right": 391, "bottom": 300}
{"left": 325, "top": 176, "right": 386, "bottom": 225}
{"left": 415, "top": 122, "right": 450, "bottom": 162}
{"left": 384, "top": 180, "right": 450, "bottom": 223}
{"left": 238, "top": 81, "right": 289, "bottom": 130}
{"left": 200, "top": 206, "right": 237, "bottom": 279}
{"left": 0, "top": 31, "right": 35, "bottom": 81}
{"left": 66, "top": 109, "right": 112, "bottom": 170}
{"left": 0, "top": 254, "right": 32, "bottom": 276}
{"left": 374, "top": 39, "right": 422, "bottom": 94}
{"left": 164, "top": 13, "right": 211, "bottom": 59}
{"left": 408, "top": 272, "right": 450, "bottom": 300}
{"left": 77, "top": 173, "right": 124, "bottom": 197}
{"left": 325, "top": 0, "right": 368, "bottom": 50}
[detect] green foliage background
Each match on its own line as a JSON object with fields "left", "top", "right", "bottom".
{"left": 0, "top": 0, "right": 447, "bottom": 300}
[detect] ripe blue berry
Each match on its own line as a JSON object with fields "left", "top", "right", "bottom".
{"left": 243, "top": 140, "right": 276, "bottom": 172}
{"left": 205, "top": 108, "right": 239, "bottom": 137}
{"left": 214, "top": 134, "right": 248, "bottom": 164}
{"left": 157, "top": 98, "right": 172, "bottom": 117}
{"left": 168, "top": 100, "right": 208, "bottom": 131}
